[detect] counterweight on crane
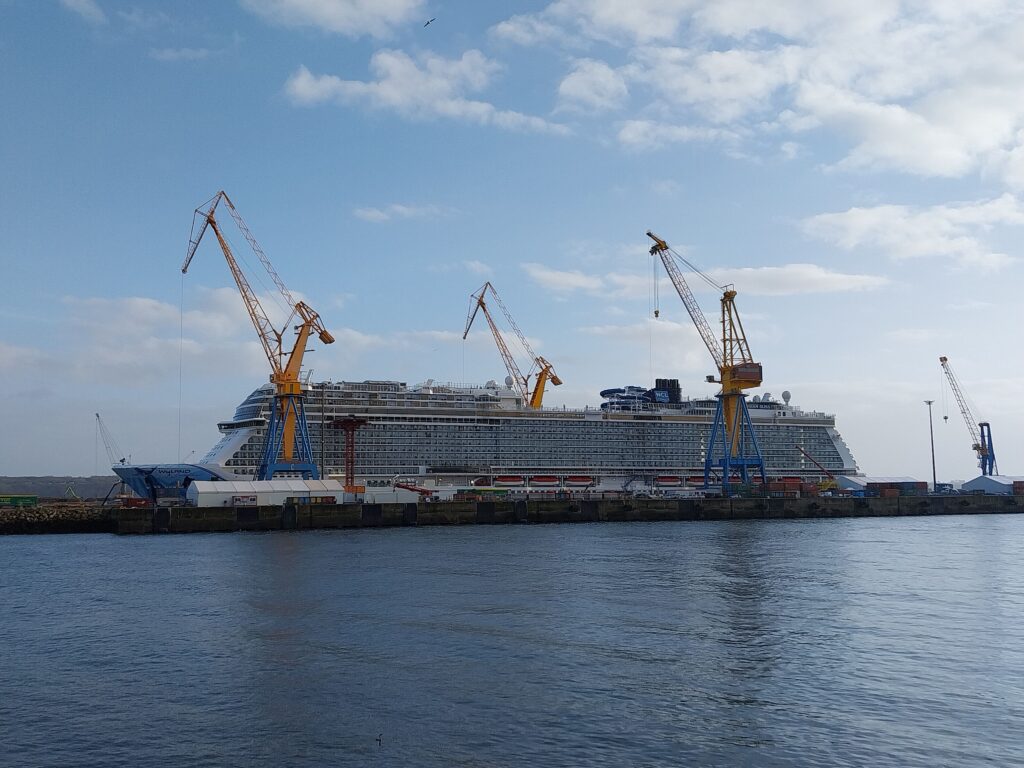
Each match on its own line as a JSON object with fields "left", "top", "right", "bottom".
{"left": 939, "top": 355, "right": 997, "bottom": 476}
{"left": 647, "top": 231, "right": 765, "bottom": 494}
{"left": 463, "top": 282, "right": 562, "bottom": 409}
{"left": 182, "top": 191, "right": 335, "bottom": 480}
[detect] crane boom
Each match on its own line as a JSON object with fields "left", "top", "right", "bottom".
{"left": 95, "top": 413, "right": 126, "bottom": 465}
{"left": 646, "top": 229, "right": 765, "bottom": 493}
{"left": 647, "top": 231, "right": 723, "bottom": 369}
{"left": 184, "top": 195, "right": 283, "bottom": 375}
{"left": 464, "top": 284, "right": 530, "bottom": 403}
{"left": 182, "top": 190, "right": 335, "bottom": 479}
{"left": 795, "top": 444, "right": 839, "bottom": 489}
{"left": 463, "top": 282, "right": 561, "bottom": 408}
{"left": 939, "top": 355, "right": 997, "bottom": 475}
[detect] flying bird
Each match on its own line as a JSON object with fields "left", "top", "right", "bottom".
{"left": 424, "top": 17, "right": 436, "bottom": 27}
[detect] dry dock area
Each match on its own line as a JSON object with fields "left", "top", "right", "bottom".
{"left": 2, "top": 494, "right": 1021, "bottom": 535}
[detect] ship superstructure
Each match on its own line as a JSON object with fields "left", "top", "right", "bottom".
{"left": 198, "top": 378, "right": 857, "bottom": 487}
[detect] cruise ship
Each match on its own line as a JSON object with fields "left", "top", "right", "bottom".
{"left": 114, "top": 377, "right": 857, "bottom": 497}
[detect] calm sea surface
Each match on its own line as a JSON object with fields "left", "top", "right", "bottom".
{"left": 2, "top": 516, "right": 1023, "bottom": 767}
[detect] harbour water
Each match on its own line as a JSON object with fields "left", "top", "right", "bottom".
{"left": 2, "top": 516, "right": 1023, "bottom": 766}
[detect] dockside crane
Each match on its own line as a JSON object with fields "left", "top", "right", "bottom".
{"left": 647, "top": 231, "right": 765, "bottom": 493}
{"left": 939, "top": 355, "right": 997, "bottom": 476}
{"left": 463, "top": 282, "right": 562, "bottom": 408}
{"left": 182, "top": 191, "right": 335, "bottom": 480}
{"left": 96, "top": 412, "right": 128, "bottom": 466}
{"left": 795, "top": 445, "right": 839, "bottom": 491}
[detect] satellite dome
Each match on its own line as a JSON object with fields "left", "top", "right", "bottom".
{"left": 782, "top": 390, "right": 791, "bottom": 404}
{"left": 752, "top": 395, "right": 761, "bottom": 402}
{"left": 505, "top": 375, "right": 514, "bottom": 388}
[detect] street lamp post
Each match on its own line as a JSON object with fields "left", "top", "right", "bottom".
{"left": 924, "top": 399, "right": 937, "bottom": 491}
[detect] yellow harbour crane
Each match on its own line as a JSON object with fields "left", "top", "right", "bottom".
{"left": 647, "top": 230, "right": 765, "bottom": 492}
{"left": 182, "top": 191, "right": 335, "bottom": 480}
{"left": 463, "top": 281, "right": 562, "bottom": 409}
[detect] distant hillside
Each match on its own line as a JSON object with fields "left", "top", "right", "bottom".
{"left": 0, "top": 476, "right": 121, "bottom": 499}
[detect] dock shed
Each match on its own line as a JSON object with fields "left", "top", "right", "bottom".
{"left": 960, "top": 476, "right": 1024, "bottom": 496}
{"left": 186, "top": 479, "right": 350, "bottom": 507}
{"left": 836, "top": 476, "right": 929, "bottom": 497}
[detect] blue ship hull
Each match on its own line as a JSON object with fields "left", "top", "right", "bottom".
{"left": 113, "top": 464, "right": 237, "bottom": 501}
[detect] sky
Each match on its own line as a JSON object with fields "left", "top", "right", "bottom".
{"left": 1, "top": 0, "right": 1023, "bottom": 482}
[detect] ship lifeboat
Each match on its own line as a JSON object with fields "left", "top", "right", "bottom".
{"left": 529, "top": 475, "right": 560, "bottom": 486}
{"left": 564, "top": 476, "right": 595, "bottom": 486}
{"left": 654, "top": 476, "right": 683, "bottom": 486}
{"left": 494, "top": 476, "right": 525, "bottom": 486}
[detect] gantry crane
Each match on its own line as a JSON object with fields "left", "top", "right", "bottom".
{"left": 647, "top": 231, "right": 765, "bottom": 493}
{"left": 183, "top": 191, "right": 335, "bottom": 480}
{"left": 939, "top": 355, "right": 997, "bottom": 476}
{"left": 463, "top": 281, "right": 562, "bottom": 408}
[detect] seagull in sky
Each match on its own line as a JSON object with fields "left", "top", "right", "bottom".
{"left": 424, "top": 17, "right": 436, "bottom": 27}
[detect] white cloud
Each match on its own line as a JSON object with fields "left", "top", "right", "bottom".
{"left": 286, "top": 51, "right": 570, "bottom": 135}
{"left": 427, "top": 260, "right": 493, "bottom": 277}
{"left": 627, "top": 45, "right": 802, "bottom": 124}
{"left": 353, "top": 202, "right": 454, "bottom": 222}
{"left": 523, "top": 260, "right": 885, "bottom": 297}
{"left": 706, "top": 264, "right": 889, "bottom": 295}
{"left": 804, "top": 194, "right": 1024, "bottom": 271}
{"left": 149, "top": 47, "right": 210, "bottom": 61}
{"left": 0, "top": 341, "right": 54, "bottom": 372}
{"left": 887, "top": 328, "right": 937, "bottom": 343}
{"left": 116, "top": 7, "right": 170, "bottom": 30}
{"left": 492, "top": 1, "right": 1024, "bottom": 185}
{"left": 651, "top": 179, "right": 682, "bottom": 195}
{"left": 490, "top": 14, "right": 562, "bottom": 46}
{"left": 617, "top": 120, "right": 738, "bottom": 150}
{"left": 581, "top": 318, "right": 709, "bottom": 374}
{"left": 240, "top": 0, "right": 423, "bottom": 38}
{"left": 557, "top": 59, "right": 628, "bottom": 113}
{"left": 60, "top": 0, "right": 106, "bottom": 24}
{"left": 492, "top": 0, "right": 699, "bottom": 46}
{"left": 522, "top": 263, "right": 604, "bottom": 293}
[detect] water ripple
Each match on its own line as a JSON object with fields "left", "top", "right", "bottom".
{"left": 2, "top": 516, "right": 1023, "bottom": 766}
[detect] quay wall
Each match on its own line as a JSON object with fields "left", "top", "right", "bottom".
{"left": 110, "top": 494, "right": 1021, "bottom": 535}
{"left": 3, "top": 495, "right": 1020, "bottom": 535}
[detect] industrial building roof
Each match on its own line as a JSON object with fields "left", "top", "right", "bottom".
{"left": 188, "top": 479, "right": 345, "bottom": 493}
{"left": 837, "top": 475, "right": 922, "bottom": 488}
{"left": 962, "top": 475, "right": 1024, "bottom": 486}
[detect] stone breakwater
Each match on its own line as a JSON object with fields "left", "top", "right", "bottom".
{"left": 0, "top": 503, "right": 116, "bottom": 534}
{"left": 1, "top": 494, "right": 1015, "bottom": 535}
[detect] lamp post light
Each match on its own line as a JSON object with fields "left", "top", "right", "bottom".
{"left": 924, "top": 399, "right": 937, "bottom": 491}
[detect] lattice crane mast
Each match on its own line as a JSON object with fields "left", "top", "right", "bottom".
{"left": 647, "top": 231, "right": 765, "bottom": 493}
{"left": 463, "top": 282, "right": 562, "bottom": 409}
{"left": 182, "top": 191, "right": 335, "bottom": 480}
{"left": 95, "top": 412, "right": 127, "bottom": 466}
{"left": 939, "top": 355, "right": 997, "bottom": 476}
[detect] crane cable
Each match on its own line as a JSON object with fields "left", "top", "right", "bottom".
{"left": 940, "top": 365, "right": 949, "bottom": 423}
{"left": 178, "top": 271, "right": 185, "bottom": 461}
{"left": 649, "top": 248, "right": 657, "bottom": 382}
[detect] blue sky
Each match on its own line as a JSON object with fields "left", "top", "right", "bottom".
{"left": 2, "top": 0, "right": 1023, "bottom": 481}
